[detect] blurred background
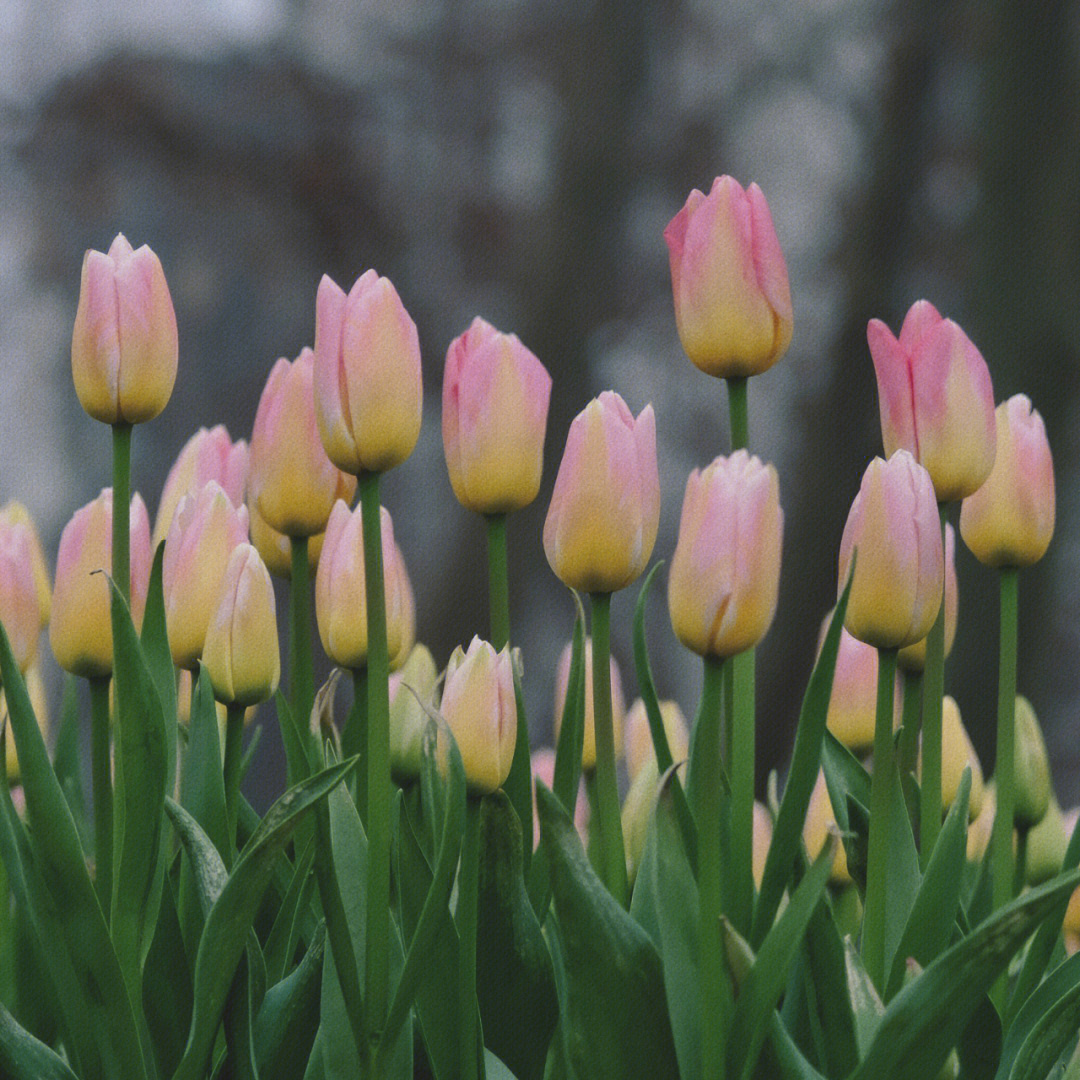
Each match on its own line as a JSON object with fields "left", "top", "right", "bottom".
{"left": 1, "top": 0, "right": 1078, "bottom": 809}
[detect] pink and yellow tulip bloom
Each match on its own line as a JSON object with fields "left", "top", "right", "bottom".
{"left": 960, "top": 394, "right": 1054, "bottom": 568}
{"left": 664, "top": 175, "right": 793, "bottom": 379}
{"left": 442, "top": 317, "right": 552, "bottom": 514}
{"left": 867, "top": 300, "right": 995, "bottom": 503}
{"left": 0, "top": 502, "right": 51, "bottom": 629}
{"left": 624, "top": 698, "right": 689, "bottom": 783}
{"left": 929, "top": 695, "right": 984, "bottom": 821}
{"left": 898, "top": 523, "right": 958, "bottom": 673}
{"left": 530, "top": 747, "right": 589, "bottom": 849}
{"left": 0, "top": 522, "right": 41, "bottom": 675}
{"left": 668, "top": 450, "right": 782, "bottom": 658}
{"left": 248, "top": 499, "right": 323, "bottom": 579}
{"left": 313, "top": 270, "right": 423, "bottom": 476}
{"left": 552, "top": 637, "right": 626, "bottom": 773}
{"left": 388, "top": 644, "right": 439, "bottom": 782}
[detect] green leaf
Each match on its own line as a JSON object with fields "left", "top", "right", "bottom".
{"left": 142, "top": 874, "right": 193, "bottom": 1080}
{"left": 476, "top": 792, "right": 558, "bottom": 1080}
{"left": 536, "top": 782, "right": 679, "bottom": 1080}
{"left": 752, "top": 572, "right": 852, "bottom": 948}
{"left": 165, "top": 798, "right": 229, "bottom": 915}
{"left": 140, "top": 541, "right": 178, "bottom": 795}
{"left": 263, "top": 836, "right": 317, "bottom": 984}
{"left": 998, "top": 951, "right": 1080, "bottom": 1080}
{"left": 275, "top": 690, "right": 312, "bottom": 788}
{"left": 0, "top": 625, "right": 149, "bottom": 1080}
{"left": 843, "top": 937, "right": 885, "bottom": 1056}
{"left": 484, "top": 1049, "right": 520, "bottom": 1080}
{"left": 0, "top": 1001, "right": 80, "bottom": 1080}
{"left": 504, "top": 665, "right": 534, "bottom": 876}
{"left": 848, "top": 867, "right": 1080, "bottom": 1080}
{"left": 958, "top": 993, "right": 1002, "bottom": 1080}
{"left": 51, "top": 675, "right": 89, "bottom": 849}
{"left": 172, "top": 758, "right": 356, "bottom": 1080}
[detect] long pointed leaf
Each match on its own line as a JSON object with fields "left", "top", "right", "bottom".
{"left": 0, "top": 1001, "right": 80, "bottom": 1080}
{"left": 997, "top": 951, "right": 1080, "bottom": 1080}
{"left": 140, "top": 542, "right": 178, "bottom": 798}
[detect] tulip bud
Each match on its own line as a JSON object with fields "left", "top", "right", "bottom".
{"left": 959, "top": 395, "right": 1055, "bottom": 568}
{"left": 921, "top": 696, "right": 984, "bottom": 821}
{"left": 668, "top": 450, "right": 782, "bottom": 658}
{"left": 50, "top": 490, "right": 152, "bottom": 679}
{"left": 3, "top": 662, "right": 49, "bottom": 782}
{"left": 439, "top": 637, "right": 516, "bottom": 795}
{"left": 202, "top": 545, "right": 280, "bottom": 706}
{"left": 388, "top": 644, "right": 439, "bottom": 782}
{"left": 752, "top": 801, "right": 772, "bottom": 890}
{"left": 249, "top": 350, "right": 357, "bottom": 538}
{"left": 442, "top": 317, "right": 552, "bottom": 514}
{"left": 967, "top": 781, "right": 997, "bottom": 862}
{"left": 544, "top": 392, "right": 659, "bottom": 594}
{"left": 624, "top": 698, "right": 689, "bottom": 783}
{"left": 867, "top": 301, "right": 995, "bottom": 502}
{"left": 314, "top": 500, "right": 413, "bottom": 671}
{"left": 1013, "top": 696, "right": 1051, "bottom": 829}
{"left": 553, "top": 637, "right": 626, "bottom": 772}
{"left": 153, "top": 425, "right": 249, "bottom": 549}
{"left": 248, "top": 499, "right": 323, "bottom": 579}
{"left": 0, "top": 523, "right": 39, "bottom": 676}
{"left": 1025, "top": 796, "right": 1069, "bottom": 887}
{"left": 664, "top": 176, "right": 793, "bottom": 378}
{"left": 804, "top": 770, "right": 850, "bottom": 884}
{"left": 530, "top": 747, "right": 589, "bottom": 849}
{"left": 838, "top": 451, "right": 944, "bottom": 650}
{"left": 0, "top": 502, "right": 51, "bottom": 629}
{"left": 163, "top": 482, "right": 249, "bottom": 670}
{"left": 71, "top": 234, "right": 178, "bottom": 425}
{"left": 898, "top": 523, "right": 958, "bottom": 673}
{"left": 313, "top": 271, "right": 423, "bottom": 475}
{"left": 622, "top": 757, "right": 660, "bottom": 887}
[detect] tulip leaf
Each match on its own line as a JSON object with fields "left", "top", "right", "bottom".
{"left": 140, "top": 541, "right": 178, "bottom": 795}
{"left": 263, "top": 835, "right": 317, "bottom": 983}
{"left": 0, "top": 624, "right": 150, "bottom": 1080}
{"left": 172, "top": 758, "right": 356, "bottom": 1080}
{"left": 752, "top": 568, "right": 853, "bottom": 948}
{"left": 504, "top": 665, "right": 534, "bottom": 875}
{"left": 275, "top": 690, "right": 312, "bottom": 788}
{"left": 484, "top": 1049, "right": 520, "bottom": 1079}
{"left": 847, "top": 866, "right": 1080, "bottom": 1080}
{"left": 164, "top": 798, "right": 228, "bottom": 915}
{"left": 51, "top": 674, "right": 90, "bottom": 849}
{"left": 536, "top": 781, "right": 679, "bottom": 1080}
{"left": 997, "top": 951, "right": 1080, "bottom": 1080}
{"left": 843, "top": 937, "right": 885, "bottom": 1056}
{"left": 958, "top": 994, "right": 1002, "bottom": 1080}
{"left": 0, "top": 1001, "right": 80, "bottom": 1080}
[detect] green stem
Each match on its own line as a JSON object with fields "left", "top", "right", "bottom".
{"left": 112, "top": 424, "right": 132, "bottom": 605}
{"left": 222, "top": 703, "right": 245, "bottom": 868}
{"left": 730, "top": 647, "right": 755, "bottom": 935}
{"left": 589, "top": 592, "right": 628, "bottom": 906}
{"left": 288, "top": 537, "right": 314, "bottom": 734}
{"left": 992, "top": 568, "right": 1020, "bottom": 914}
{"left": 897, "top": 670, "right": 923, "bottom": 776}
{"left": 1013, "top": 826, "right": 1029, "bottom": 899}
{"left": 90, "top": 676, "right": 112, "bottom": 919}
{"left": 863, "top": 646, "right": 899, "bottom": 991}
{"left": 920, "top": 506, "right": 948, "bottom": 867}
{"left": 458, "top": 797, "right": 482, "bottom": 1080}
{"left": 486, "top": 513, "right": 510, "bottom": 651}
{"left": 726, "top": 376, "right": 749, "bottom": 451}
{"left": 584, "top": 772, "right": 603, "bottom": 874}
{"left": 359, "top": 471, "right": 391, "bottom": 1038}
{"left": 696, "top": 655, "right": 728, "bottom": 1080}
{"left": 342, "top": 667, "right": 368, "bottom": 815}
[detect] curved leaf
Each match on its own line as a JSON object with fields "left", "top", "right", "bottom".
{"left": 998, "top": 951, "right": 1080, "bottom": 1080}
{"left": 0, "top": 1002, "right": 79, "bottom": 1080}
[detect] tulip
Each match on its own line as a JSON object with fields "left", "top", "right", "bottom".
{"left": 967, "top": 782, "right": 997, "bottom": 862}
{"left": 960, "top": 395, "right": 1054, "bottom": 568}
{"left": 0, "top": 523, "right": 39, "bottom": 675}
{"left": 388, "top": 644, "right": 438, "bottom": 782}
{"left": 2, "top": 662, "right": 49, "bottom": 782}
{"left": 315, "top": 500, "right": 413, "bottom": 671}
{"left": 664, "top": 176, "right": 793, "bottom": 379}
{"left": 921, "top": 695, "right": 984, "bottom": 821}
{"left": 552, "top": 637, "right": 626, "bottom": 772}
{"left": 668, "top": 450, "right": 782, "bottom": 658}
{"left": 804, "top": 770, "right": 850, "bottom": 884}
{"left": 153, "top": 425, "right": 249, "bottom": 549}
{"left": 867, "top": 301, "right": 995, "bottom": 503}
{"left": 624, "top": 697, "right": 689, "bottom": 783}
{"left": 1013, "top": 695, "right": 1051, "bottom": 829}
{"left": 544, "top": 392, "right": 659, "bottom": 594}
{"left": 248, "top": 499, "right": 323, "bottom": 579}
{"left": 313, "top": 271, "right": 423, "bottom": 475}
{"left": 441, "top": 317, "right": 552, "bottom": 514}
{"left": 0, "top": 502, "right": 51, "bottom": 629}
{"left": 50, "top": 490, "right": 152, "bottom": 679}
{"left": 838, "top": 451, "right": 943, "bottom": 650}
{"left": 249, "top": 349, "right": 357, "bottom": 538}
{"left": 752, "top": 801, "right": 771, "bottom": 890}
{"left": 203, "top": 545, "right": 280, "bottom": 706}
{"left": 439, "top": 637, "right": 516, "bottom": 795}
{"left": 898, "top": 523, "right": 958, "bottom": 673}
{"left": 163, "top": 482, "right": 249, "bottom": 670}
{"left": 530, "top": 747, "right": 589, "bottom": 849}
{"left": 622, "top": 757, "right": 660, "bottom": 887}
{"left": 1025, "top": 796, "right": 1069, "bottom": 887}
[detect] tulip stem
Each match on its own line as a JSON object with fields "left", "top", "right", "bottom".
{"left": 589, "top": 591, "right": 628, "bottom": 907}
{"left": 696, "top": 654, "right": 729, "bottom": 1080}
{"left": 730, "top": 646, "right": 755, "bottom": 936}
{"left": 863, "top": 646, "right": 899, "bottom": 991}
{"left": 898, "top": 670, "right": 923, "bottom": 776}
{"left": 90, "top": 676, "right": 113, "bottom": 920}
{"left": 920, "top": 506, "right": 949, "bottom": 868}
{"left": 726, "top": 376, "right": 749, "bottom": 451}
{"left": 112, "top": 423, "right": 132, "bottom": 605}
{"left": 222, "top": 703, "right": 246, "bottom": 868}
{"left": 359, "top": 471, "right": 391, "bottom": 1038}
{"left": 343, "top": 667, "right": 368, "bottom": 815}
{"left": 288, "top": 537, "right": 314, "bottom": 734}
{"left": 458, "top": 796, "right": 482, "bottom": 1080}
{"left": 486, "top": 513, "right": 510, "bottom": 651}
{"left": 992, "top": 568, "right": 1019, "bottom": 913}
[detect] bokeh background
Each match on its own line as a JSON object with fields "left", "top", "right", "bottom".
{"left": 2, "top": 0, "right": 1078, "bottom": 809}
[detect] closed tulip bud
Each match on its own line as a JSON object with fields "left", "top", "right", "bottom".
{"left": 898, "top": 523, "right": 958, "bottom": 673}
{"left": 3, "top": 662, "right": 49, "bottom": 782}
{"left": 153, "top": 425, "right": 249, "bottom": 549}
{"left": 868, "top": 301, "right": 995, "bottom": 502}
{"left": 442, "top": 317, "right": 552, "bottom": 513}
{"left": 622, "top": 757, "right": 660, "bottom": 887}
{"left": 624, "top": 698, "right": 689, "bottom": 783}
{"left": 544, "top": 392, "right": 659, "bottom": 594}
{"left": 530, "top": 747, "right": 589, "bottom": 849}
{"left": 0, "top": 502, "right": 51, "bottom": 628}
{"left": 804, "top": 770, "right": 850, "bottom": 884}
{"left": 959, "top": 395, "right": 1055, "bottom": 568}
{"left": 313, "top": 271, "right": 422, "bottom": 475}
{"left": 71, "top": 234, "right": 178, "bottom": 425}
{"left": 920, "top": 696, "right": 984, "bottom": 821}
{"left": 250, "top": 350, "right": 357, "bottom": 538}
{"left": 839, "top": 451, "right": 943, "bottom": 650}
{"left": 388, "top": 644, "right": 439, "bottom": 782}
{"left": 203, "top": 545, "right": 279, "bottom": 706}
{"left": 1025, "top": 796, "right": 1069, "bottom": 887}
{"left": 752, "top": 801, "right": 772, "bottom": 890}
{"left": 248, "top": 499, "right": 323, "bottom": 579}
{"left": 163, "top": 482, "right": 249, "bottom": 670}
{"left": 50, "top": 490, "right": 151, "bottom": 678}
{"left": 668, "top": 450, "right": 782, "bottom": 658}
{"left": 1013, "top": 696, "right": 1051, "bottom": 829}
{"left": 439, "top": 637, "right": 516, "bottom": 795}
{"left": 664, "top": 175, "right": 793, "bottom": 378}
{"left": 315, "top": 500, "right": 412, "bottom": 670}
{"left": 0, "top": 523, "right": 39, "bottom": 675}
{"left": 553, "top": 637, "right": 626, "bottom": 772}
{"left": 967, "top": 781, "right": 997, "bottom": 862}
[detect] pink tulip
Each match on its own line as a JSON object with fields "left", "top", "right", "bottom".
{"left": 250, "top": 349, "right": 356, "bottom": 538}
{"left": 552, "top": 637, "right": 626, "bottom": 773}
{"left": 664, "top": 176, "right": 793, "bottom": 378}
{"left": 0, "top": 523, "right": 40, "bottom": 674}
{"left": 624, "top": 698, "right": 690, "bottom": 783}
{"left": 0, "top": 502, "right": 51, "bottom": 629}
{"left": 868, "top": 300, "right": 996, "bottom": 502}
{"left": 544, "top": 392, "right": 659, "bottom": 594}
{"left": 442, "top": 317, "right": 552, "bottom": 514}
{"left": 71, "top": 234, "right": 178, "bottom": 425}
{"left": 898, "top": 523, "right": 959, "bottom": 673}
{"left": 313, "top": 270, "right": 423, "bottom": 475}
{"left": 838, "top": 451, "right": 943, "bottom": 650}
